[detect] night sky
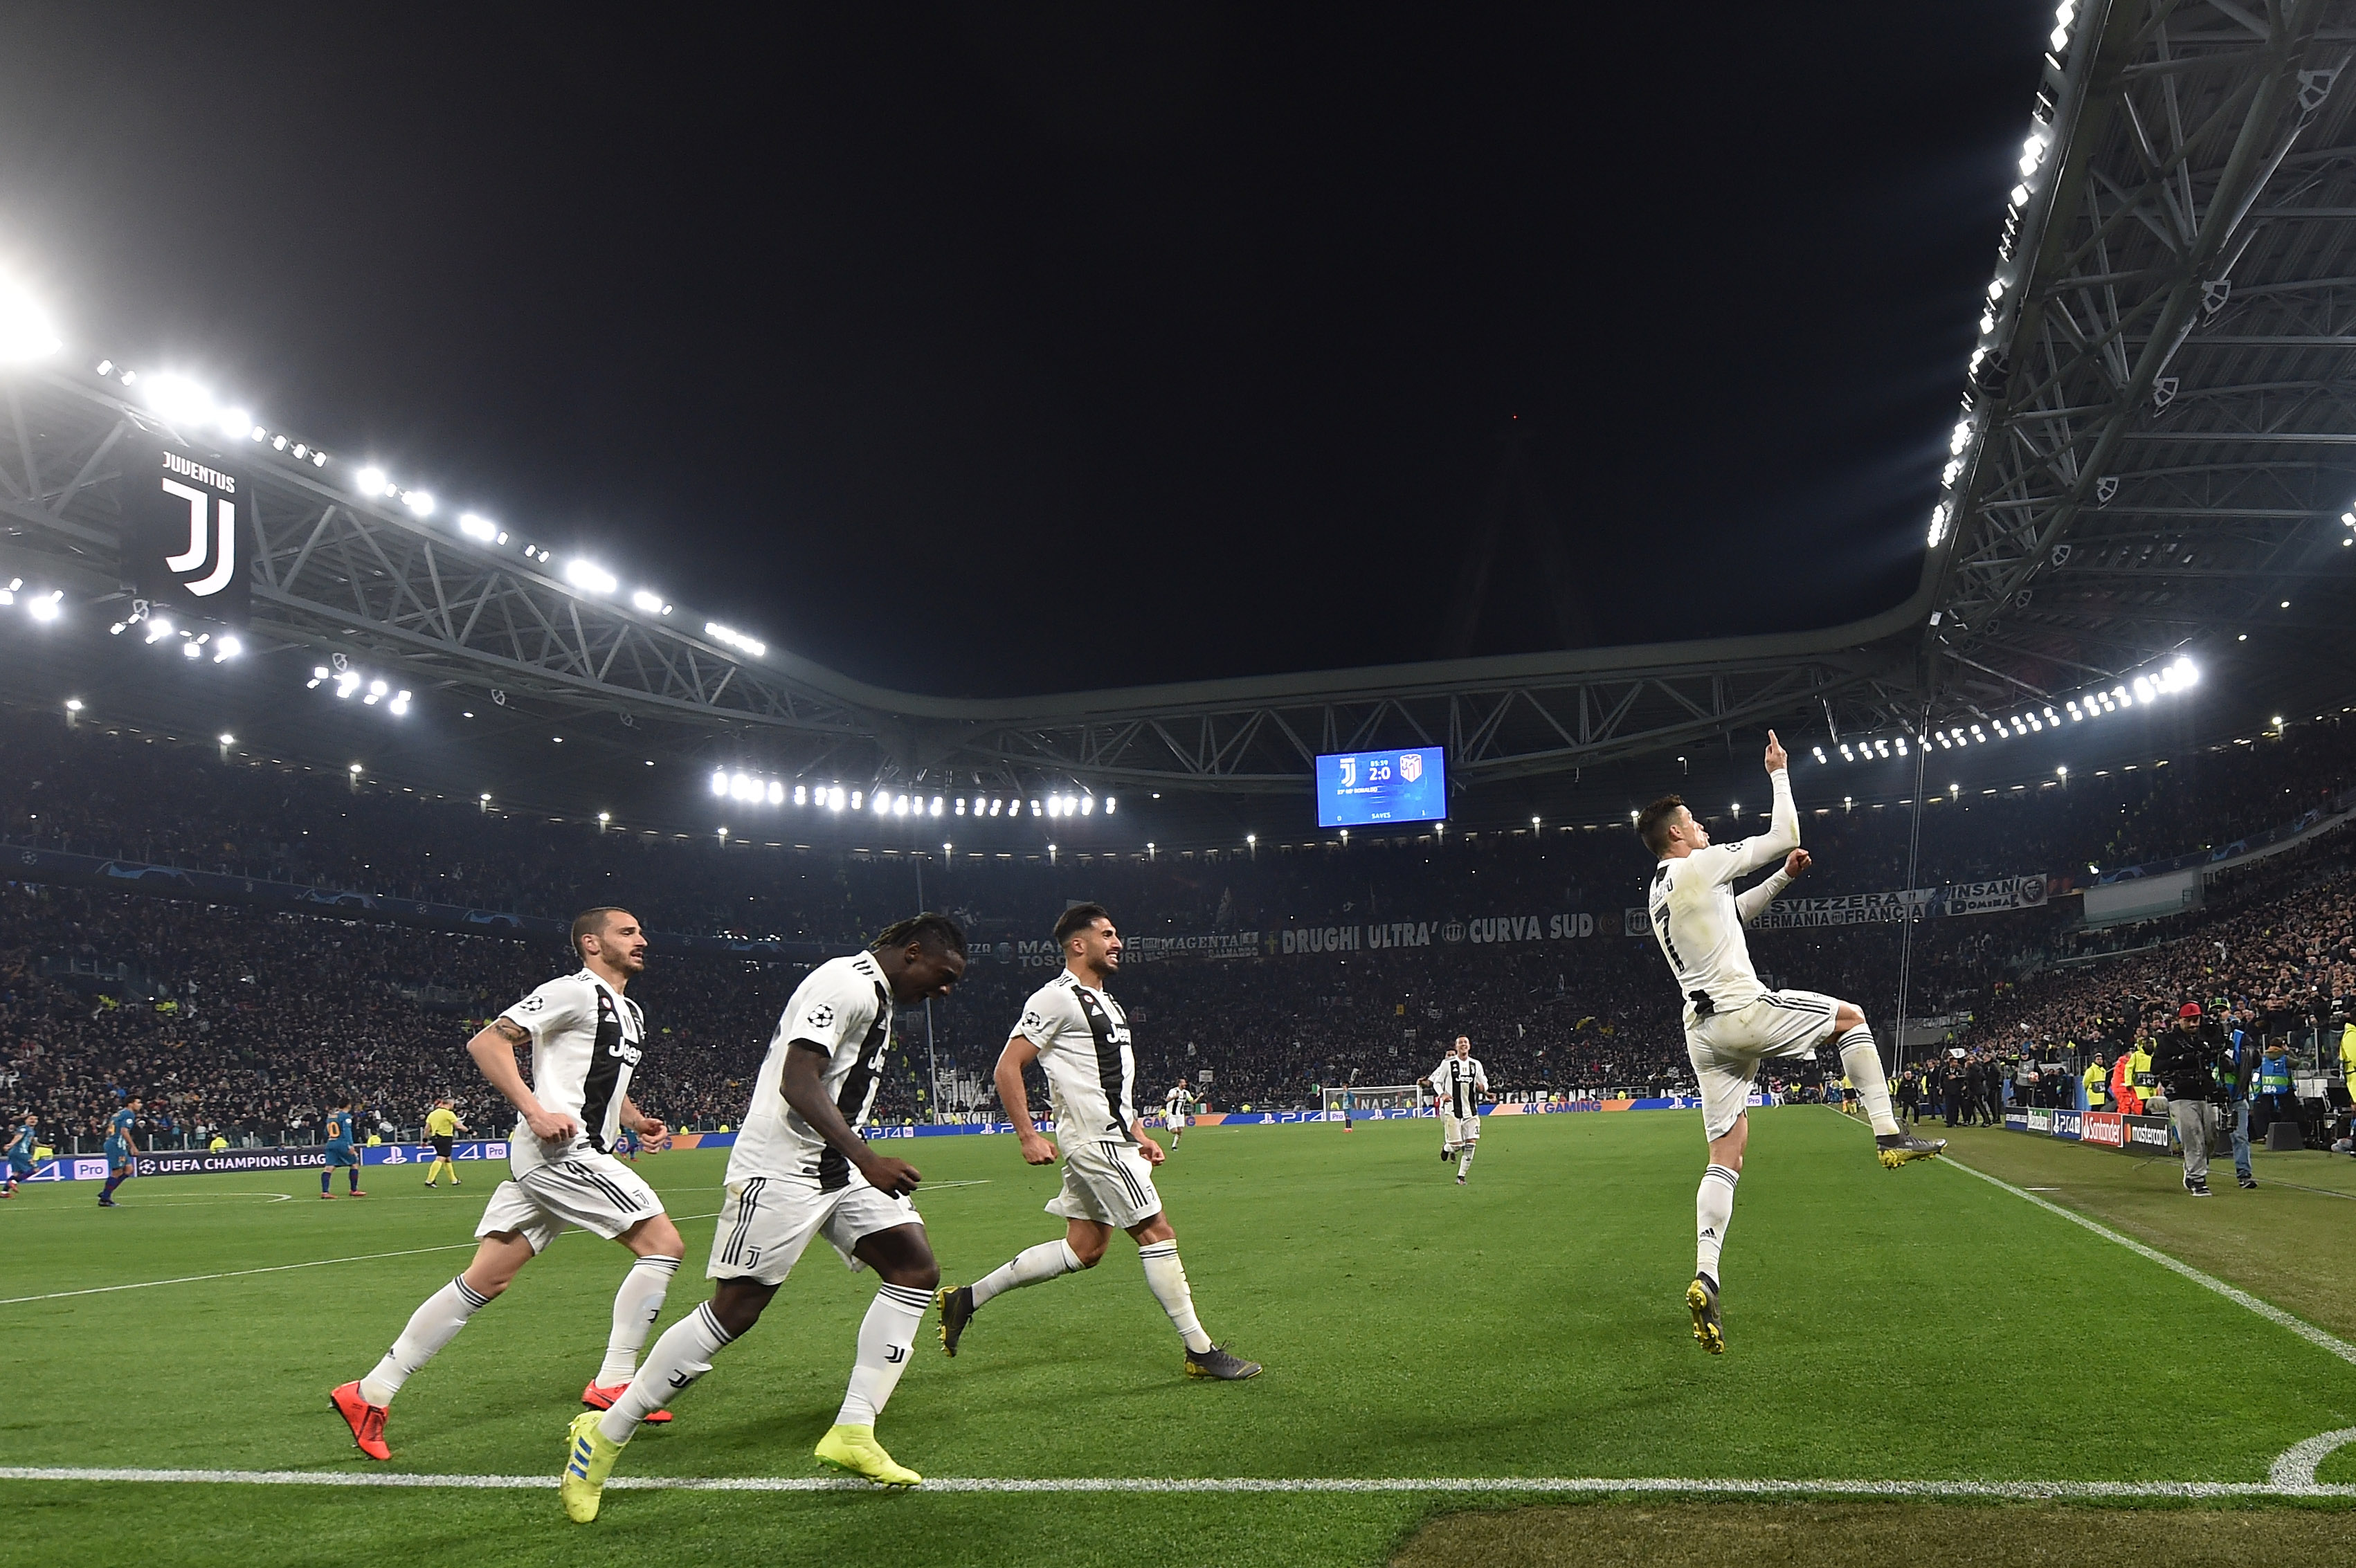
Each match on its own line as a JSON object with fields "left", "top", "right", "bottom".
{"left": 0, "top": 3, "right": 2051, "bottom": 699}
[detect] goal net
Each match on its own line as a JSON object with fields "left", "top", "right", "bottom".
{"left": 1320, "top": 1083, "right": 1424, "bottom": 1118}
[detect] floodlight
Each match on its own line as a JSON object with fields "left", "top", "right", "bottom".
{"left": 955, "top": 798, "right": 966, "bottom": 815}
{"left": 990, "top": 799, "right": 1003, "bottom": 816}
{"left": 27, "top": 591, "right": 60, "bottom": 623}
{"left": 356, "top": 466, "right": 388, "bottom": 497}
{"left": 0, "top": 276, "right": 61, "bottom": 360}
{"left": 1080, "top": 796, "right": 1094, "bottom": 814}
{"left": 631, "top": 589, "right": 664, "bottom": 612}
{"left": 181, "top": 639, "right": 201, "bottom": 659}
{"left": 829, "top": 788, "right": 845, "bottom": 812}
{"left": 459, "top": 513, "right": 498, "bottom": 541}
{"left": 389, "top": 693, "right": 410, "bottom": 715}
{"left": 711, "top": 770, "right": 729, "bottom": 796}
{"left": 766, "top": 781, "right": 783, "bottom": 805}
{"left": 795, "top": 785, "right": 808, "bottom": 805}
{"left": 348, "top": 763, "right": 363, "bottom": 774}
{"left": 930, "top": 796, "right": 943, "bottom": 816}
{"left": 565, "top": 558, "right": 618, "bottom": 594}
{"left": 272, "top": 435, "right": 288, "bottom": 451}
{"left": 401, "top": 491, "right": 435, "bottom": 518}
{"left": 142, "top": 374, "right": 216, "bottom": 425}
{"left": 2173, "top": 657, "right": 2198, "bottom": 684}
{"left": 892, "top": 795, "right": 909, "bottom": 817}
{"left": 1105, "top": 798, "right": 1116, "bottom": 813}
{"left": 215, "top": 406, "right": 252, "bottom": 439}
{"left": 64, "top": 698, "right": 83, "bottom": 712}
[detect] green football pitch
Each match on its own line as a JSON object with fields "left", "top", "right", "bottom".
{"left": 6, "top": 1109, "right": 2356, "bottom": 1568}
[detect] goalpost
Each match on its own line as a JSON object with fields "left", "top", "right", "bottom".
{"left": 1320, "top": 1083, "right": 1425, "bottom": 1119}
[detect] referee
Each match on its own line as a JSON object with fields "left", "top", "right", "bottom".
{"left": 423, "top": 1098, "right": 469, "bottom": 1188}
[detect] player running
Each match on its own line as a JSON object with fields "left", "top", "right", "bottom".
{"left": 97, "top": 1097, "right": 139, "bottom": 1207}
{"left": 1420, "top": 1038, "right": 1489, "bottom": 1183}
{"left": 4, "top": 1112, "right": 35, "bottom": 1196}
{"left": 1163, "top": 1078, "right": 1191, "bottom": 1147}
{"left": 330, "top": 908, "right": 684, "bottom": 1461}
{"left": 321, "top": 1099, "right": 365, "bottom": 1198}
{"left": 1639, "top": 730, "right": 1944, "bottom": 1356}
{"left": 934, "top": 904, "right": 1260, "bottom": 1382}
{"left": 559, "top": 915, "right": 968, "bottom": 1517}
{"left": 423, "top": 1098, "right": 468, "bottom": 1187}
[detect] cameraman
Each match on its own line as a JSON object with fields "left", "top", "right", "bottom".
{"left": 2148, "top": 1003, "right": 2228, "bottom": 1197}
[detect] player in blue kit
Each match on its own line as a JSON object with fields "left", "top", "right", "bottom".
{"left": 323, "top": 1099, "right": 365, "bottom": 1198}
{"left": 4, "top": 1112, "right": 35, "bottom": 1196}
{"left": 98, "top": 1097, "right": 140, "bottom": 1207}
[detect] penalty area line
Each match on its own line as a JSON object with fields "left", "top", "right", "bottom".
{"left": 1, "top": 1466, "right": 2353, "bottom": 1499}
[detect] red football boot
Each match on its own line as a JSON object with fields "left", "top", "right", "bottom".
{"left": 581, "top": 1380, "right": 673, "bottom": 1423}
{"left": 330, "top": 1381, "right": 391, "bottom": 1460}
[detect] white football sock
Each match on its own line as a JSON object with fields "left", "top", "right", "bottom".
{"left": 1835, "top": 1027, "right": 1901, "bottom": 1136}
{"left": 1137, "top": 1239, "right": 1213, "bottom": 1354}
{"left": 1696, "top": 1163, "right": 1739, "bottom": 1286}
{"left": 599, "top": 1302, "right": 732, "bottom": 1444}
{"left": 597, "top": 1254, "right": 680, "bottom": 1385}
{"left": 835, "top": 1283, "right": 934, "bottom": 1427}
{"left": 360, "top": 1275, "right": 491, "bottom": 1407}
{"left": 970, "top": 1239, "right": 1082, "bottom": 1307}
{"left": 1457, "top": 1144, "right": 1477, "bottom": 1178}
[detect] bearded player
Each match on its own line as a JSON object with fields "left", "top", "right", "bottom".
{"left": 1639, "top": 730, "right": 1943, "bottom": 1356}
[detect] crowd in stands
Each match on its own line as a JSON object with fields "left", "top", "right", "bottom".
{"left": 3, "top": 706, "right": 2355, "bottom": 1150}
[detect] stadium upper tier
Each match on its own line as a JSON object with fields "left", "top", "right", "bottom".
{"left": 2, "top": 708, "right": 2351, "bottom": 946}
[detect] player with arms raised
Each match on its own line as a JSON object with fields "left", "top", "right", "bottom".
{"left": 560, "top": 915, "right": 969, "bottom": 1516}
{"left": 329, "top": 908, "right": 684, "bottom": 1459}
{"left": 1638, "top": 731, "right": 1943, "bottom": 1356}
{"left": 935, "top": 904, "right": 1260, "bottom": 1381}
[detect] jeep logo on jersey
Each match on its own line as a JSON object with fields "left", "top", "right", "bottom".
{"left": 130, "top": 439, "right": 252, "bottom": 624}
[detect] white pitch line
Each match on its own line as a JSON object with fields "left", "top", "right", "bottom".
{"left": 0, "top": 1210, "right": 727, "bottom": 1307}
{"left": 1940, "top": 1155, "right": 2356, "bottom": 1367}
{"left": 1, "top": 1465, "right": 2350, "bottom": 1499}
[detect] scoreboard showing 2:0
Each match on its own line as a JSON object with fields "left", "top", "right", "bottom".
{"left": 1314, "top": 747, "right": 1447, "bottom": 828}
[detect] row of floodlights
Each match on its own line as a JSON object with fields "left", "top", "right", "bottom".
{"left": 3, "top": 273, "right": 772, "bottom": 666}
{"left": 1930, "top": 1, "right": 2082, "bottom": 551}
{"left": 709, "top": 772, "right": 1116, "bottom": 819}
{"left": 0, "top": 578, "right": 64, "bottom": 623}
{"left": 1814, "top": 658, "right": 2198, "bottom": 764}
{"left": 106, "top": 603, "right": 242, "bottom": 662}
{"left": 306, "top": 664, "right": 411, "bottom": 715}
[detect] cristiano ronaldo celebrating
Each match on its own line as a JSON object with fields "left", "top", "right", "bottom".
{"left": 1638, "top": 730, "right": 1943, "bottom": 1356}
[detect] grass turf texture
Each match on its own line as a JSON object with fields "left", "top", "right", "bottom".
{"left": 4, "top": 1108, "right": 2354, "bottom": 1568}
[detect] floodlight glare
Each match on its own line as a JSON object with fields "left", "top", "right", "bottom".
{"left": 180, "top": 639, "right": 201, "bottom": 659}
{"left": 401, "top": 491, "right": 435, "bottom": 518}
{"left": 27, "top": 591, "right": 60, "bottom": 623}
{"left": 141, "top": 374, "right": 215, "bottom": 425}
{"left": 355, "top": 466, "right": 388, "bottom": 497}
{"left": 217, "top": 406, "right": 252, "bottom": 439}
{"left": 459, "top": 513, "right": 498, "bottom": 541}
{"left": 711, "top": 770, "right": 728, "bottom": 796}
{"left": 0, "top": 275, "right": 61, "bottom": 361}
{"left": 766, "top": 781, "right": 783, "bottom": 805}
{"left": 631, "top": 589, "right": 664, "bottom": 612}
{"left": 565, "top": 558, "right": 619, "bottom": 595}
{"left": 212, "top": 636, "right": 241, "bottom": 662}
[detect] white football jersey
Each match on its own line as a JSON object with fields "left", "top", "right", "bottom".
{"left": 1647, "top": 768, "right": 1798, "bottom": 1025}
{"left": 728, "top": 951, "right": 896, "bottom": 1190}
{"left": 1430, "top": 1055, "right": 1488, "bottom": 1118}
{"left": 1014, "top": 970, "right": 1138, "bottom": 1141}
{"left": 1164, "top": 1085, "right": 1189, "bottom": 1117}
{"left": 497, "top": 969, "right": 645, "bottom": 1174}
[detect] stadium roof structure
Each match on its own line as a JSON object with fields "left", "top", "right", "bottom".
{"left": 3, "top": 0, "right": 2355, "bottom": 834}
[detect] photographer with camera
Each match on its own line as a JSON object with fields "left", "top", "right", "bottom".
{"left": 2148, "top": 1003, "right": 2234, "bottom": 1196}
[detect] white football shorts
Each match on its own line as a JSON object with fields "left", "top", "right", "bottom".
{"left": 707, "top": 1171, "right": 921, "bottom": 1286}
{"left": 474, "top": 1151, "right": 664, "bottom": 1254}
{"left": 1687, "top": 987, "right": 1843, "bottom": 1140}
{"left": 1440, "top": 1110, "right": 1480, "bottom": 1147}
{"left": 1047, "top": 1137, "right": 1163, "bottom": 1230}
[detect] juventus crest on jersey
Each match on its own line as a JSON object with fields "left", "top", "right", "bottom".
{"left": 1015, "top": 971, "right": 1139, "bottom": 1139}
{"left": 728, "top": 951, "right": 896, "bottom": 1191}
{"left": 498, "top": 969, "right": 646, "bottom": 1172}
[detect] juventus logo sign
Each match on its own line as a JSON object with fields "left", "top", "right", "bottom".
{"left": 130, "top": 439, "right": 251, "bottom": 624}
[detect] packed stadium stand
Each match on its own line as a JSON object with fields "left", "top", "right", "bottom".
{"left": 8, "top": 704, "right": 2355, "bottom": 1153}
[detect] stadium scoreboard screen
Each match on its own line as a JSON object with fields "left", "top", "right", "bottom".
{"left": 1314, "top": 747, "right": 1446, "bottom": 828}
